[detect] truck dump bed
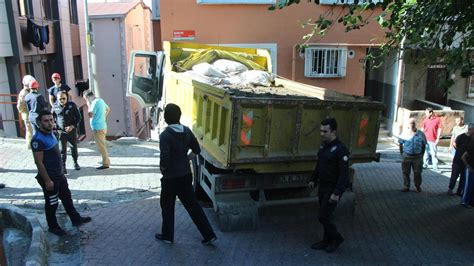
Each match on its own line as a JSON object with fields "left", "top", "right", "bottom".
{"left": 162, "top": 42, "right": 384, "bottom": 173}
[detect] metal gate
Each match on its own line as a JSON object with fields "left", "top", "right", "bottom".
{"left": 0, "top": 93, "right": 23, "bottom": 137}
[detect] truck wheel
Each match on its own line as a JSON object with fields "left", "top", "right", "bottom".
{"left": 191, "top": 157, "right": 208, "bottom": 201}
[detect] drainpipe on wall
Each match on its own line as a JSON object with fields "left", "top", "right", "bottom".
{"left": 392, "top": 36, "right": 406, "bottom": 135}
{"left": 291, "top": 44, "right": 298, "bottom": 81}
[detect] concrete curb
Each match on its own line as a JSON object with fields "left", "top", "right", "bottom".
{"left": 0, "top": 137, "right": 25, "bottom": 145}
{"left": 0, "top": 204, "right": 48, "bottom": 266}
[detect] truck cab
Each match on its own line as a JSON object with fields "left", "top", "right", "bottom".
{"left": 127, "top": 51, "right": 165, "bottom": 126}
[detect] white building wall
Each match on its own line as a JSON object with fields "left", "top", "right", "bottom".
{"left": 90, "top": 17, "right": 127, "bottom": 137}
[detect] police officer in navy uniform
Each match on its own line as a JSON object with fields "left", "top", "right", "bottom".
{"left": 308, "top": 117, "right": 349, "bottom": 253}
{"left": 48, "top": 73, "right": 72, "bottom": 106}
{"left": 31, "top": 110, "right": 91, "bottom": 236}
{"left": 25, "top": 80, "right": 49, "bottom": 133}
{"left": 52, "top": 91, "right": 82, "bottom": 174}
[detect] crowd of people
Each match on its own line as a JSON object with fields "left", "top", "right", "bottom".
{"left": 13, "top": 73, "right": 113, "bottom": 235}
{"left": 398, "top": 108, "right": 474, "bottom": 208}
{"left": 6, "top": 75, "right": 474, "bottom": 250}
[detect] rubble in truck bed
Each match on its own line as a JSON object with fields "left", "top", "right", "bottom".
{"left": 221, "top": 83, "right": 317, "bottom": 99}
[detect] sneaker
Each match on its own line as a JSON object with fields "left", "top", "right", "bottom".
{"left": 74, "top": 162, "right": 81, "bottom": 170}
{"left": 155, "top": 234, "right": 173, "bottom": 244}
{"left": 311, "top": 240, "right": 329, "bottom": 250}
{"left": 0, "top": 183, "right": 5, "bottom": 189}
{"left": 447, "top": 189, "right": 455, "bottom": 195}
{"left": 401, "top": 187, "right": 409, "bottom": 192}
{"left": 416, "top": 186, "right": 422, "bottom": 192}
{"left": 201, "top": 236, "right": 217, "bottom": 245}
{"left": 325, "top": 238, "right": 344, "bottom": 253}
{"left": 72, "top": 216, "right": 92, "bottom": 226}
{"left": 96, "top": 165, "right": 109, "bottom": 170}
{"left": 63, "top": 166, "right": 68, "bottom": 175}
{"left": 48, "top": 227, "right": 67, "bottom": 236}
{"left": 461, "top": 204, "right": 472, "bottom": 209}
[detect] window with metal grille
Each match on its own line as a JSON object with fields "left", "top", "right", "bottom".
{"left": 197, "top": 0, "right": 276, "bottom": 4}
{"left": 304, "top": 47, "right": 347, "bottom": 78}
{"left": 319, "top": 0, "right": 383, "bottom": 4}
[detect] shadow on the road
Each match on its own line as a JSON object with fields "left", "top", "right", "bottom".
{"left": 103, "top": 164, "right": 160, "bottom": 168}
{"left": 0, "top": 186, "right": 159, "bottom": 206}
{"left": 63, "top": 167, "right": 159, "bottom": 179}
{"left": 85, "top": 143, "right": 160, "bottom": 158}
{"left": 0, "top": 168, "right": 37, "bottom": 174}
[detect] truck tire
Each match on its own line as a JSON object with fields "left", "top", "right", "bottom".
{"left": 191, "top": 157, "right": 208, "bottom": 201}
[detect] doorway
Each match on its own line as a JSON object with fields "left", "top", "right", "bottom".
{"left": 425, "top": 65, "right": 448, "bottom": 105}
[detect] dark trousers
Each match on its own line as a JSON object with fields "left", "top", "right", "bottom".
{"left": 59, "top": 129, "right": 78, "bottom": 165}
{"left": 36, "top": 174, "right": 81, "bottom": 229}
{"left": 449, "top": 163, "right": 466, "bottom": 195}
{"left": 160, "top": 174, "right": 215, "bottom": 241}
{"left": 461, "top": 169, "right": 474, "bottom": 206}
{"left": 401, "top": 154, "right": 423, "bottom": 188}
{"left": 318, "top": 187, "right": 343, "bottom": 242}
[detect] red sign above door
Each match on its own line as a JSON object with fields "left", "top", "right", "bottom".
{"left": 173, "top": 30, "right": 196, "bottom": 40}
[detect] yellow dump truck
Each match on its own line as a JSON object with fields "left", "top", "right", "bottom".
{"left": 127, "top": 41, "right": 384, "bottom": 231}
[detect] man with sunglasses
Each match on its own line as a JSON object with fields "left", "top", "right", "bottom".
{"left": 48, "top": 73, "right": 72, "bottom": 106}
{"left": 52, "top": 91, "right": 82, "bottom": 174}
{"left": 308, "top": 118, "right": 349, "bottom": 253}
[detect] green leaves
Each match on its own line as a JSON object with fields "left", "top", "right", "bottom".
{"left": 269, "top": 0, "right": 473, "bottom": 89}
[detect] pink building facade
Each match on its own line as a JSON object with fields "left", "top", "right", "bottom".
{"left": 159, "top": 0, "right": 385, "bottom": 96}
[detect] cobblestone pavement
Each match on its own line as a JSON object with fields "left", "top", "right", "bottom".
{"left": 0, "top": 139, "right": 161, "bottom": 209}
{"left": 1, "top": 138, "right": 474, "bottom": 265}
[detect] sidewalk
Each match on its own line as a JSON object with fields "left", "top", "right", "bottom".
{"left": 1, "top": 138, "right": 473, "bottom": 265}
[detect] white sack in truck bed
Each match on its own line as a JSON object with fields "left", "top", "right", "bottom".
{"left": 212, "top": 59, "right": 248, "bottom": 74}
{"left": 192, "top": 63, "right": 227, "bottom": 78}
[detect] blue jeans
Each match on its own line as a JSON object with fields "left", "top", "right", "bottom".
{"left": 461, "top": 169, "right": 474, "bottom": 206}
{"left": 423, "top": 141, "right": 439, "bottom": 169}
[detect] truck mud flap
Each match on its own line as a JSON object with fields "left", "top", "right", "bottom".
{"left": 216, "top": 194, "right": 258, "bottom": 232}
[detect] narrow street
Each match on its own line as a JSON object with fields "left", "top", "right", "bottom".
{"left": 1, "top": 138, "right": 473, "bottom": 265}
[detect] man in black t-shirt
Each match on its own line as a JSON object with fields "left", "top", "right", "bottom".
{"left": 48, "top": 73, "right": 71, "bottom": 106}
{"left": 32, "top": 110, "right": 91, "bottom": 236}
{"left": 460, "top": 123, "right": 474, "bottom": 208}
{"left": 448, "top": 130, "right": 472, "bottom": 195}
